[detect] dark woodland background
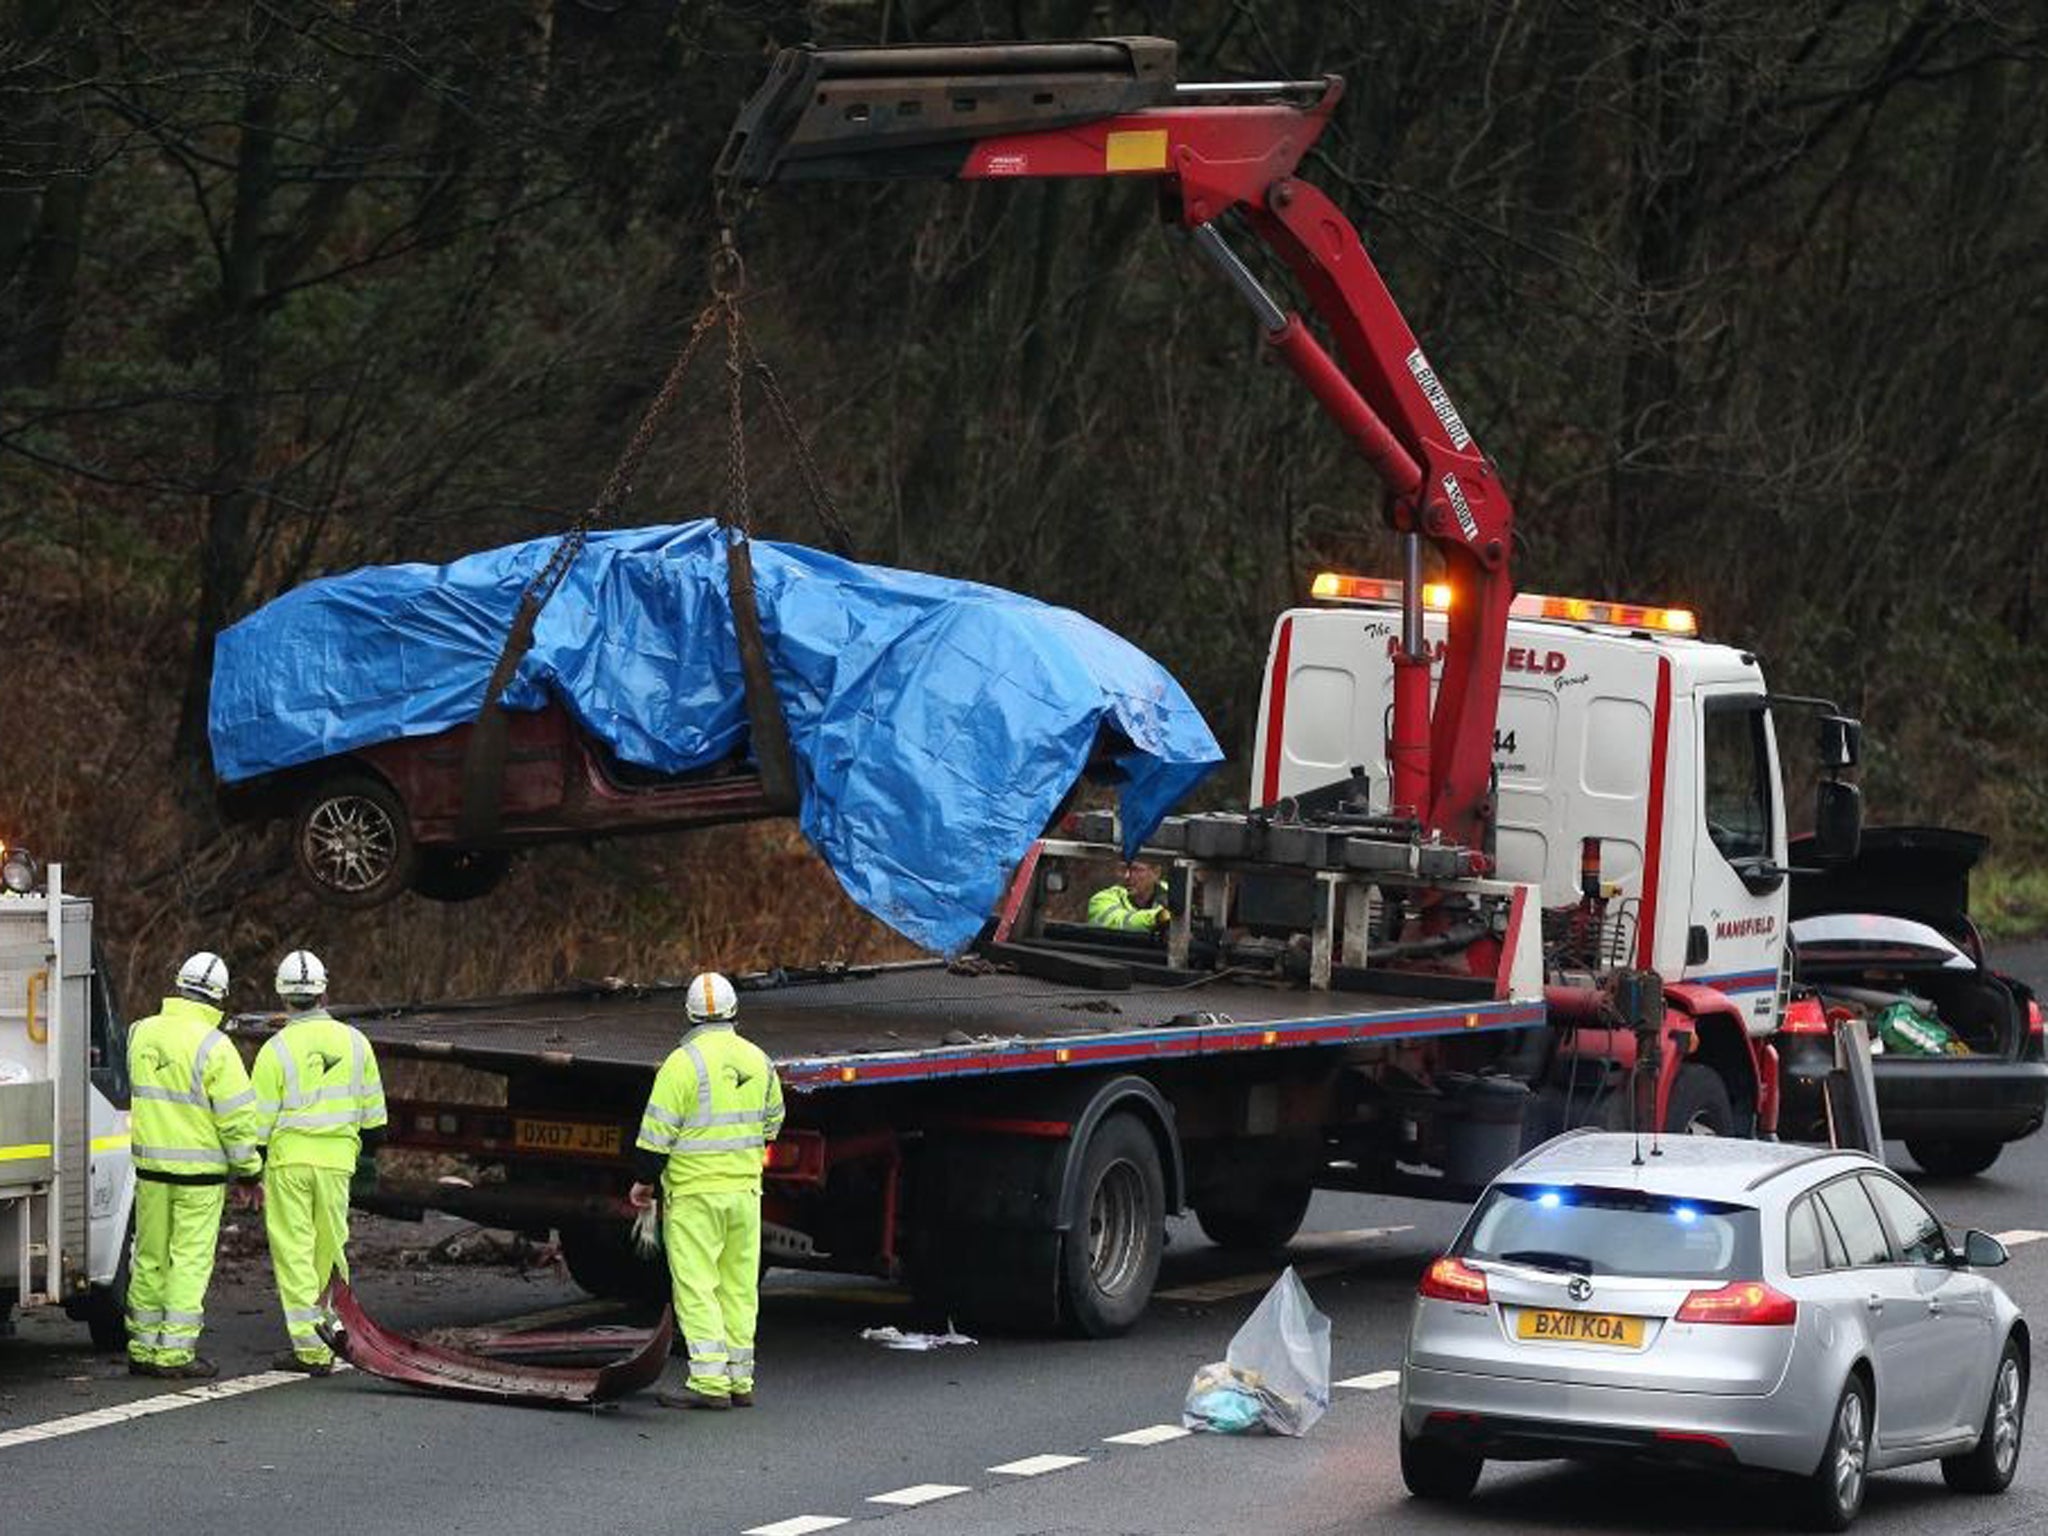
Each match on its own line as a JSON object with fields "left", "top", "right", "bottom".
{"left": 4, "top": 2, "right": 2046, "bottom": 1009}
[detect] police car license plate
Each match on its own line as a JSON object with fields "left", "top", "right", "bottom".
{"left": 1515, "top": 1308, "right": 1643, "bottom": 1347}
{"left": 513, "top": 1117, "right": 622, "bottom": 1156}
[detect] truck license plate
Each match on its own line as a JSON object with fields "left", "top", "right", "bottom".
{"left": 513, "top": 1118, "right": 622, "bottom": 1157}
{"left": 1515, "top": 1308, "right": 1643, "bottom": 1347}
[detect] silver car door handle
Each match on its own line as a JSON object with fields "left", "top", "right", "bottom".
{"left": 1926, "top": 1298, "right": 1943, "bottom": 1316}
{"left": 1865, "top": 1295, "right": 1884, "bottom": 1313}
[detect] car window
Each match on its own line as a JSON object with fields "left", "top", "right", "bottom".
{"left": 1460, "top": 1183, "right": 1758, "bottom": 1280}
{"left": 1816, "top": 1199, "right": 1850, "bottom": 1269}
{"left": 1861, "top": 1175, "right": 1951, "bottom": 1266}
{"left": 1816, "top": 1178, "right": 1893, "bottom": 1267}
{"left": 1786, "top": 1195, "right": 1826, "bottom": 1276}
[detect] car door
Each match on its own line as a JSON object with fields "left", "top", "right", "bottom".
{"left": 1861, "top": 1172, "right": 1996, "bottom": 1441}
{"left": 1684, "top": 689, "right": 1788, "bottom": 1032}
{"left": 1813, "top": 1175, "right": 1948, "bottom": 1448}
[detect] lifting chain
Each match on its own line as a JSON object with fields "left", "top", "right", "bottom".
{"left": 461, "top": 221, "right": 833, "bottom": 834}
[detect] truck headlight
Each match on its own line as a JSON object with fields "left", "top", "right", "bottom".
{"left": 2, "top": 846, "right": 40, "bottom": 894}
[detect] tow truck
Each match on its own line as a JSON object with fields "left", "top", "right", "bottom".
{"left": 233, "top": 38, "right": 1863, "bottom": 1337}
{"left": 0, "top": 849, "right": 134, "bottom": 1348}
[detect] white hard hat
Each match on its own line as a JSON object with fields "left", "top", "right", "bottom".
{"left": 685, "top": 971, "right": 738, "bottom": 1023}
{"left": 175, "top": 952, "right": 230, "bottom": 1005}
{"left": 275, "top": 949, "right": 329, "bottom": 1003}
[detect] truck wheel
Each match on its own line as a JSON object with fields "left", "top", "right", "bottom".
{"left": 293, "top": 773, "right": 415, "bottom": 908}
{"left": 1059, "top": 1113, "right": 1164, "bottom": 1338}
{"left": 411, "top": 847, "right": 511, "bottom": 903}
{"left": 560, "top": 1220, "right": 668, "bottom": 1304}
{"left": 1663, "top": 1064, "right": 1735, "bottom": 1136}
{"left": 1194, "top": 1180, "right": 1312, "bottom": 1251}
{"left": 1908, "top": 1138, "right": 2003, "bottom": 1178}
{"left": 85, "top": 1235, "right": 131, "bottom": 1352}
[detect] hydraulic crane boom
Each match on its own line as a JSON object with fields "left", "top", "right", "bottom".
{"left": 720, "top": 37, "right": 1513, "bottom": 856}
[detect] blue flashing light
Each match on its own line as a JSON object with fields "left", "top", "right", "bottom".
{"left": 1673, "top": 1205, "right": 1699, "bottom": 1225}
{"left": 1536, "top": 1190, "right": 1563, "bottom": 1210}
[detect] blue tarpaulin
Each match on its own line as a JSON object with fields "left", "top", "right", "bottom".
{"left": 208, "top": 522, "right": 1221, "bottom": 954}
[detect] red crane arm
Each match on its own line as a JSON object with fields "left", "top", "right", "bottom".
{"left": 720, "top": 38, "right": 1512, "bottom": 854}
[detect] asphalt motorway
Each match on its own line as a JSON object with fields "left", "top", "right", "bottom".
{"left": 4, "top": 965, "right": 2047, "bottom": 1535}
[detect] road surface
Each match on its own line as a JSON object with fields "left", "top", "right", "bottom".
{"left": 8, "top": 952, "right": 2048, "bottom": 1535}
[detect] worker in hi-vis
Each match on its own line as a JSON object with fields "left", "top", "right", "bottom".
{"left": 250, "top": 949, "right": 387, "bottom": 1374}
{"left": 1088, "top": 859, "right": 1171, "bottom": 932}
{"left": 124, "top": 951, "right": 262, "bottom": 1379}
{"left": 629, "top": 972, "right": 785, "bottom": 1410}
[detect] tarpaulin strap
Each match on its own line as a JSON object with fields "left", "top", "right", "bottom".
{"left": 458, "top": 294, "right": 727, "bottom": 842}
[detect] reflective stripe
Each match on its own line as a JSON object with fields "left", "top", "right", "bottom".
{"left": 284, "top": 1306, "right": 325, "bottom": 1323}
{"left": 686, "top": 1338, "right": 726, "bottom": 1356}
{"left": 213, "top": 1088, "right": 256, "bottom": 1114}
{"left": 642, "top": 1102, "right": 688, "bottom": 1130}
{"left": 160, "top": 1308, "right": 204, "bottom": 1325}
{"left": 273, "top": 1107, "right": 370, "bottom": 1131}
{"left": 222, "top": 1142, "right": 259, "bottom": 1164}
{"left": 128, "top": 1307, "right": 165, "bottom": 1323}
{"left": 273, "top": 1037, "right": 304, "bottom": 1108}
{"left": 728, "top": 1348, "right": 755, "bottom": 1365}
{"left": 350, "top": 1029, "right": 368, "bottom": 1100}
{"left": 682, "top": 1042, "right": 713, "bottom": 1126}
{"left": 701, "top": 1108, "right": 768, "bottom": 1128}
{"left": 133, "top": 1085, "right": 208, "bottom": 1107}
{"left": 132, "top": 1144, "right": 229, "bottom": 1167}
{"left": 191, "top": 1029, "right": 223, "bottom": 1100}
{"left": 637, "top": 1127, "right": 679, "bottom": 1153}
{"left": 665, "top": 1135, "right": 766, "bottom": 1154}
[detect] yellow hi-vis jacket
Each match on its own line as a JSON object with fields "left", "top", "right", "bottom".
{"left": 1087, "top": 883, "right": 1168, "bottom": 931}
{"left": 127, "top": 995, "right": 261, "bottom": 1180}
{"left": 635, "top": 1024, "right": 785, "bottom": 1196}
{"left": 251, "top": 1008, "right": 388, "bottom": 1171}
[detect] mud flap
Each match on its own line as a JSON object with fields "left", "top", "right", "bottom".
{"left": 321, "top": 1278, "right": 673, "bottom": 1407}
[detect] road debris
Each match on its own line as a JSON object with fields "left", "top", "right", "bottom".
{"left": 860, "top": 1325, "right": 976, "bottom": 1351}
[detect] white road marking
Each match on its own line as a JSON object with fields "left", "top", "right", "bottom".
{"left": 0, "top": 1366, "right": 345, "bottom": 1452}
{"left": 990, "top": 1452, "right": 1089, "bottom": 1477}
{"left": 1995, "top": 1230, "right": 2048, "bottom": 1248}
{"left": 866, "top": 1484, "right": 970, "bottom": 1507}
{"left": 1104, "top": 1424, "right": 1191, "bottom": 1446}
{"left": 1335, "top": 1369, "right": 1402, "bottom": 1391}
{"left": 742, "top": 1518, "right": 850, "bottom": 1536}
{"left": 1158, "top": 1226, "right": 1414, "bottom": 1303}
{"left": 1285, "top": 1225, "right": 1415, "bottom": 1253}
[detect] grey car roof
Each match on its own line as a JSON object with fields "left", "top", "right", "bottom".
{"left": 1500, "top": 1133, "right": 1881, "bottom": 1203}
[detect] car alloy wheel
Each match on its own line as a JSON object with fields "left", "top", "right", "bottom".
{"left": 1992, "top": 1355, "right": 2023, "bottom": 1478}
{"left": 1831, "top": 1386, "right": 1867, "bottom": 1516}
{"left": 304, "top": 792, "right": 400, "bottom": 894}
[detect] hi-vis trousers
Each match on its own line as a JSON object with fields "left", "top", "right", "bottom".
{"left": 127, "top": 1179, "right": 227, "bottom": 1366}
{"left": 663, "top": 1190, "right": 762, "bottom": 1397}
{"left": 264, "top": 1164, "right": 352, "bottom": 1365}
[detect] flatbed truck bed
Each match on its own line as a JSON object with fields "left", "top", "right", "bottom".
{"left": 280, "top": 961, "right": 1543, "bottom": 1088}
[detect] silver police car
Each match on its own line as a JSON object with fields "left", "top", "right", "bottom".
{"left": 1400, "top": 1132, "right": 2027, "bottom": 1529}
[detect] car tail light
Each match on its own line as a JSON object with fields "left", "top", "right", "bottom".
{"left": 1418, "top": 1256, "right": 1490, "bottom": 1305}
{"left": 1778, "top": 996, "right": 1829, "bottom": 1035}
{"left": 2029, "top": 999, "right": 2042, "bottom": 1039}
{"left": 1675, "top": 1281, "right": 1797, "bottom": 1325}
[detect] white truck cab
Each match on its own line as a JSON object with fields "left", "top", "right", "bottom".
{"left": 1254, "top": 577, "right": 1794, "bottom": 1035}
{"left": 0, "top": 857, "right": 135, "bottom": 1347}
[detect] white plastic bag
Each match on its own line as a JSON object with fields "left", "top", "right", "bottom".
{"left": 1182, "top": 1266, "right": 1332, "bottom": 1436}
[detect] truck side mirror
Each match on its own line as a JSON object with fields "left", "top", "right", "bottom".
{"left": 1812, "top": 779, "right": 1862, "bottom": 863}
{"left": 1817, "top": 714, "right": 1861, "bottom": 771}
